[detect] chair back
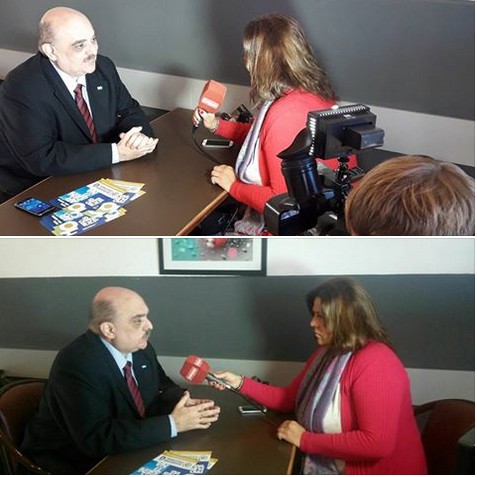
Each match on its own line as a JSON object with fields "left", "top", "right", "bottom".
{"left": 414, "top": 399, "right": 475, "bottom": 475}
{"left": 0, "top": 379, "right": 47, "bottom": 474}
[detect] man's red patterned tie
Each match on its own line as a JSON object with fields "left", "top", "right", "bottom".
{"left": 123, "top": 361, "right": 146, "bottom": 417}
{"left": 74, "top": 83, "right": 98, "bottom": 143}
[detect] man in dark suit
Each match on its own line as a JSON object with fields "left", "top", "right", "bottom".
{"left": 21, "top": 287, "right": 220, "bottom": 474}
{"left": 0, "top": 7, "right": 158, "bottom": 200}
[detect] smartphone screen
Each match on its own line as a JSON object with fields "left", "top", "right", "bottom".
{"left": 202, "top": 139, "right": 233, "bottom": 148}
{"left": 14, "top": 197, "right": 56, "bottom": 216}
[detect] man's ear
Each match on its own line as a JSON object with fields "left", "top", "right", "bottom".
{"left": 99, "top": 321, "right": 115, "bottom": 340}
{"left": 40, "top": 43, "right": 56, "bottom": 60}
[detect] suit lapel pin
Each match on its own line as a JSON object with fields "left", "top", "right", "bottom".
{"left": 97, "top": 86, "right": 103, "bottom": 90}
{"left": 141, "top": 364, "right": 147, "bottom": 369}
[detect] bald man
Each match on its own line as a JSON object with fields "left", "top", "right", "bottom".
{"left": 21, "top": 287, "right": 220, "bottom": 474}
{"left": 0, "top": 7, "right": 158, "bottom": 200}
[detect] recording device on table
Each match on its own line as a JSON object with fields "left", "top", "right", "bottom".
{"left": 14, "top": 197, "right": 56, "bottom": 216}
{"left": 264, "top": 104, "right": 385, "bottom": 236}
{"left": 180, "top": 355, "right": 276, "bottom": 422}
{"left": 202, "top": 138, "right": 233, "bottom": 149}
{"left": 238, "top": 405, "right": 266, "bottom": 416}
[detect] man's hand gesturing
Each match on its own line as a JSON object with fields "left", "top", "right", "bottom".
{"left": 171, "top": 391, "right": 220, "bottom": 432}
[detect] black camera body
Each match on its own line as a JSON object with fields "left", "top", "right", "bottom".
{"left": 264, "top": 104, "right": 384, "bottom": 235}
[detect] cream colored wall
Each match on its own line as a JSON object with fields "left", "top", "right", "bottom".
{"left": 0, "top": 237, "right": 473, "bottom": 278}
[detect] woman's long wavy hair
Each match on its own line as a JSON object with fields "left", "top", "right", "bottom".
{"left": 242, "top": 13, "right": 336, "bottom": 107}
{"left": 306, "top": 277, "right": 391, "bottom": 352}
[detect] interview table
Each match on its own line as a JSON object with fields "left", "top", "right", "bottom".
{"left": 87, "top": 385, "right": 295, "bottom": 475}
{"left": 0, "top": 108, "right": 238, "bottom": 236}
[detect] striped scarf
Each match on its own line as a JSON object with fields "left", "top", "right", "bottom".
{"left": 296, "top": 348, "right": 352, "bottom": 474}
{"left": 235, "top": 100, "right": 273, "bottom": 184}
{"left": 232, "top": 100, "right": 274, "bottom": 235}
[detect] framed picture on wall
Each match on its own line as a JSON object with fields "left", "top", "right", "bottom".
{"left": 158, "top": 238, "right": 267, "bottom": 275}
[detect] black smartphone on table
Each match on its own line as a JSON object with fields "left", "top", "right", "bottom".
{"left": 14, "top": 197, "right": 56, "bottom": 216}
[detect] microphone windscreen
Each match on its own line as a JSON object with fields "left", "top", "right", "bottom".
{"left": 197, "top": 80, "right": 227, "bottom": 113}
{"left": 180, "top": 355, "right": 211, "bottom": 384}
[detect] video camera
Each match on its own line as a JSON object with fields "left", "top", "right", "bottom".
{"left": 264, "top": 104, "right": 384, "bottom": 235}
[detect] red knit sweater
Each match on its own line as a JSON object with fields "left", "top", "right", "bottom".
{"left": 241, "top": 342, "right": 427, "bottom": 475}
{"left": 216, "top": 90, "right": 358, "bottom": 213}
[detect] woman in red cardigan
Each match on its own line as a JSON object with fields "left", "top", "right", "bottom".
{"left": 193, "top": 14, "right": 357, "bottom": 235}
{"left": 209, "top": 277, "right": 426, "bottom": 475}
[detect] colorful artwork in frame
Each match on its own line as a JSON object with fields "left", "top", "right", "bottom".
{"left": 159, "top": 238, "right": 267, "bottom": 275}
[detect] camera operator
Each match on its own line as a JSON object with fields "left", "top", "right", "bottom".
{"left": 345, "top": 155, "right": 475, "bottom": 236}
{"left": 265, "top": 102, "right": 474, "bottom": 236}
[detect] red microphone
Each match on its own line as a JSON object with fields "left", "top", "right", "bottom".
{"left": 193, "top": 80, "right": 227, "bottom": 132}
{"left": 179, "top": 355, "right": 278, "bottom": 426}
{"left": 179, "top": 355, "right": 280, "bottom": 427}
{"left": 180, "top": 355, "right": 232, "bottom": 389}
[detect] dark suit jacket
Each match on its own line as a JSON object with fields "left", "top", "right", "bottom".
{"left": 0, "top": 53, "right": 154, "bottom": 195}
{"left": 21, "top": 331, "right": 185, "bottom": 474}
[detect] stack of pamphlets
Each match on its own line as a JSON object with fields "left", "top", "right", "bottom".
{"left": 131, "top": 450, "right": 218, "bottom": 475}
{"left": 39, "top": 178, "right": 145, "bottom": 236}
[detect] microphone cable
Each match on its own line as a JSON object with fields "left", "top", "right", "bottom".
{"left": 220, "top": 205, "right": 241, "bottom": 235}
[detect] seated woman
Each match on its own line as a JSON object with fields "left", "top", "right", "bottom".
{"left": 193, "top": 14, "right": 357, "bottom": 235}
{"left": 345, "top": 155, "right": 475, "bottom": 235}
{"left": 208, "top": 277, "right": 427, "bottom": 475}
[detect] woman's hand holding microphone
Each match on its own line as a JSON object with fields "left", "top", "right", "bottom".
{"left": 192, "top": 108, "right": 219, "bottom": 131}
{"left": 207, "top": 371, "right": 243, "bottom": 391}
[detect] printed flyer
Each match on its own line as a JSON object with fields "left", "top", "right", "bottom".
{"left": 39, "top": 179, "right": 145, "bottom": 236}
{"left": 131, "top": 450, "right": 217, "bottom": 475}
